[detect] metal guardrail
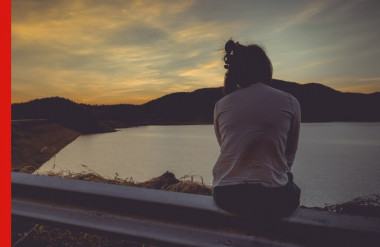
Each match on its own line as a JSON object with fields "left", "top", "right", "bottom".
{"left": 12, "top": 172, "right": 380, "bottom": 246}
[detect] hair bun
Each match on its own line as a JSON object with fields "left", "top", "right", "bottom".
{"left": 225, "top": 40, "right": 237, "bottom": 54}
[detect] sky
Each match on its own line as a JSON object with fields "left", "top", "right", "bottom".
{"left": 11, "top": 0, "right": 380, "bottom": 105}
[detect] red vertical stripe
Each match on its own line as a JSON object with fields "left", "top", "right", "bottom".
{"left": 1, "top": 0, "right": 11, "bottom": 246}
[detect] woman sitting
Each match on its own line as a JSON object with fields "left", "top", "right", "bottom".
{"left": 212, "top": 39, "right": 301, "bottom": 218}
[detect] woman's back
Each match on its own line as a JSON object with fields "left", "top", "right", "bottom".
{"left": 213, "top": 82, "right": 301, "bottom": 188}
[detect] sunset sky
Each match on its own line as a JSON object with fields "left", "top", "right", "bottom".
{"left": 12, "top": 0, "right": 380, "bottom": 105}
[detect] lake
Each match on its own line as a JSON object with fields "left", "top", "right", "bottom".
{"left": 38, "top": 122, "right": 380, "bottom": 207}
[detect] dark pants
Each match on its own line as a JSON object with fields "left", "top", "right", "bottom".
{"left": 212, "top": 173, "right": 301, "bottom": 219}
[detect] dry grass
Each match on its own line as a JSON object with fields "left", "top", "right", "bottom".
{"left": 35, "top": 168, "right": 212, "bottom": 195}
{"left": 11, "top": 121, "right": 80, "bottom": 170}
{"left": 324, "top": 194, "right": 380, "bottom": 218}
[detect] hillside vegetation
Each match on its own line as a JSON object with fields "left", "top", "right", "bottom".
{"left": 11, "top": 120, "right": 80, "bottom": 170}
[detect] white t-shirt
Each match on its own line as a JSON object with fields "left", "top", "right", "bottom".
{"left": 213, "top": 82, "right": 301, "bottom": 188}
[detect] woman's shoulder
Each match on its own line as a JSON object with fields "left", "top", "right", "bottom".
{"left": 263, "top": 83, "right": 298, "bottom": 100}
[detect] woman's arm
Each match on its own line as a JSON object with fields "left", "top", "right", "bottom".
{"left": 213, "top": 104, "right": 222, "bottom": 147}
{"left": 285, "top": 97, "right": 301, "bottom": 168}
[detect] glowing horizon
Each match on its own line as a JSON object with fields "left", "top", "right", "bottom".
{"left": 12, "top": 0, "right": 380, "bottom": 105}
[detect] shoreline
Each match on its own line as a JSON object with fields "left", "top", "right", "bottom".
{"left": 11, "top": 120, "right": 80, "bottom": 171}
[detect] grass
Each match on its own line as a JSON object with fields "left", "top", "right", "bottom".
{"left": 324, "top": 194, "right": 380, "bottom": 218}
{"left": 11, "top": 121, "right": 80, "bottom": 170}
{"left": 36, "top": 167, "right": 212, "bottom": 195}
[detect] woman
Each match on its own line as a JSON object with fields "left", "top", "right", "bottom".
{"left": 212, "top": 39, "right": 301, "bottom": 218}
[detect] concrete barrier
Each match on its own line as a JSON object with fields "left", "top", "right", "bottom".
{"left": 11, "top": 172, "right": 380, "bottom": 246}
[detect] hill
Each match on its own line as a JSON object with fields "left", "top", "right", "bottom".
{"left": 270, "top": 80, "right": 380, "bottom": 122}
{"left": 11, "top": 79, "right": 380, "bottom": 132}
{"left": 11, "top": 120, "right": 80, "bottom": 170}
{"left": 11, "top": 97, "right": 114, "bottom": 133}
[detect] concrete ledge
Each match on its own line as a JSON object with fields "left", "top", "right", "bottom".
{"left": 12, "top": 172, "right": 380, "bottom": 246}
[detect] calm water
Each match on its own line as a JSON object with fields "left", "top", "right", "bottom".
{"left": 39, "top": 123, "right": 380, "bottom": 207}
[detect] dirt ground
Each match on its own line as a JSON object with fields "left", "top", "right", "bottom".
{"left": 11, "top": 120, "right": 80, "bottom": 171}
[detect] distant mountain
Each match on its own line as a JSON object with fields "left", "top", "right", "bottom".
{"left": 141, "top": 87, "right": 224, "bottom": 124}
{"left": 11, "top": 79, "right": 380, "bottom": 133}
{"left": 11, "top": 97, "right": 113, "bottom": 133}
{"left": 270, "top": 79, "right": 380, "bottom": 122}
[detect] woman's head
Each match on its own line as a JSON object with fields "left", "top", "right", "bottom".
{"left": 223, "top": 39, "right": 273, "bottom": 95}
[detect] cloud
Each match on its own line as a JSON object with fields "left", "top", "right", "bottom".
{"left": 11, "top": 0, "right": 209, "bottom": 104}
{"left": 275, "top": 0, "right": 330, "bottom": 32}
{"left": 358, "top": 77, "right": 380, "bottom": 82}
{"left": 106, "top": 22, "right": 168, "bottom": 46}
{"left": 11, "top": 0, "right": 380, "bottom": 103}
{"left": 338, "top": 79, "right": 380, "bottom": 93}
{"left": 298, "top": 56, "right": 347, "bottom": 69}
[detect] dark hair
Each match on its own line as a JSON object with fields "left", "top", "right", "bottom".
{"left": 223, "top": 39, "right": 273, "bottom": 95}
